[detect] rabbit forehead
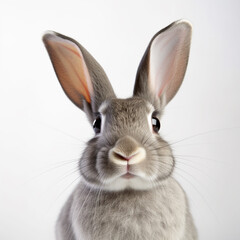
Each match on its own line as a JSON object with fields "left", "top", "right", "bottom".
{"left": 98, "top": 97, "right": 154, "bottom": 133}
{"left": 99, "top": 97, "right": 154, "bottom": 116}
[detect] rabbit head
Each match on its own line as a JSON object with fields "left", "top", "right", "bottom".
{"left": 43, "top": 20, "right": 192, "bottom": 191}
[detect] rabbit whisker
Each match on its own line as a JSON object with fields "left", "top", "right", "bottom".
{"left": 173, "top": 170, "right": 218, "bottom": 221}
{"left": 49, "top": 175, "right": 81, "bottom": 210}
{"left": 74, "top": 185, "right": 94, "bottom": 226}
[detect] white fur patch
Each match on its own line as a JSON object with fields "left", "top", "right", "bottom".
{"left": 97, "top": 101, "right": 109, "bottom": 135}
{"left": 128, "top": 147, "right": 146, "bottom": 165}
{"left": 146, "top": 103, "right": 155, "bottom": 132}
{"left": 101, "top": 174, "right": 154, "bottom": 191}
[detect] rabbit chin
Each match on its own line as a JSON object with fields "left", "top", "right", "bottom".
{"left": 100, "top": 175, "right": 156, "bottom": 191}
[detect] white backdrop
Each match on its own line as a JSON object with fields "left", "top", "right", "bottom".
{"left": 0, "top": 0, "right": 240, "bottom": 239}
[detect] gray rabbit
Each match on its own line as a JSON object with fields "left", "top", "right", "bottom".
{"left": 43, "top": 20, "right": 197, "bottom": 240}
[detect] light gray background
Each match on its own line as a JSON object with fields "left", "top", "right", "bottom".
{"left": 0, "top": 0, "right": 240, "bottom": 239}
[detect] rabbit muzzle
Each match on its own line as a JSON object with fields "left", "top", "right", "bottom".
{"left": 108, "top": 135, "right": 146, "bottom": 166}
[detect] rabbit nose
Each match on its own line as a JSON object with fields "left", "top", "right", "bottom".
{"left": 109, "top": 136, "right": 146, "bottom": 165}
{"left": 112, "top": 151, "right": 137, "bottom": 161}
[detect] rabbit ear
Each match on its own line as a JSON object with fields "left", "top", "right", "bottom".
{"left": 133, "top": 20, "right": 192, "bottom": 106}
{"left": 43, "top": 32, "right": 116, "bottom": 117}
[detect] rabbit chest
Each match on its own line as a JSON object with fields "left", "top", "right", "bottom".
{"left": 69, "top": 178, "right": 188, "bottom": 240}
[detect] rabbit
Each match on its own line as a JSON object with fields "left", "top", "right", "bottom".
{"left": 42, "top": 19, "right": 197, "bottom": 240}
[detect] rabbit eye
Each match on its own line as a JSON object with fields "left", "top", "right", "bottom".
{"left": 93, "top": 115, "right": 101, "bottom": 134}
{"left": 152, "top": 117, "right": 160, "bottom": 133}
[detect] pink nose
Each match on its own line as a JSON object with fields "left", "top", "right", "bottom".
{"left": 112, "top": 152, "right": 135, "bottom": 161}
{"left": 108, "top": 136, "right": 146, "bottom": 166}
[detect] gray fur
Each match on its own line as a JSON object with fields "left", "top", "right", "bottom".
{"left": 43, "top": 20, "right": 197, "bottom": 240}
{"left": 43, "top": 32, "right": 116, "bottom": 123}
{"left": 57, "top": 178, "right": 197, "bottom": 240}
{"left": 134, "top": 20, "right": 192, "bottom": 105}
{"left": 76, "top": 41, "right": 116, "bottom": 115}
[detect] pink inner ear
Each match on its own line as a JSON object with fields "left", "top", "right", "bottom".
{"left": 157, "top": 50, "right": 177, "bottom": 97}
{"left": 149, "top": 32, "right": 179, "bottom": 98}
{"left": 46, "top": 35, "right": 93, "bottom": 106}
{"left": 57, "top": 40, "right": 93, "bottom": 103}
{"left": 148, "top": 21, "right": 191, "bottom": 104}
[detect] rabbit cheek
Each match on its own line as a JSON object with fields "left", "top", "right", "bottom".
{"left": 79, "top": 152, "right": 100, "bottom": 186}
{"left": 141, "top": 137, "right": 175, "bottom": 182}
{"left": 154, "top": 153, "right": 175, "bottom": 182}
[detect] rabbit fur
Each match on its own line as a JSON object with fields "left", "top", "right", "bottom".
{"left": 43, "top": 20, "right": 197, "bottom": 240}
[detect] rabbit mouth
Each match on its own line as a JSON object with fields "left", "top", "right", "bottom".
{"left": 121, "top": 173, "right": 135, "bottom": 179}
{"left": 121, "top": 164, "right": 137, "bottom": 179}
